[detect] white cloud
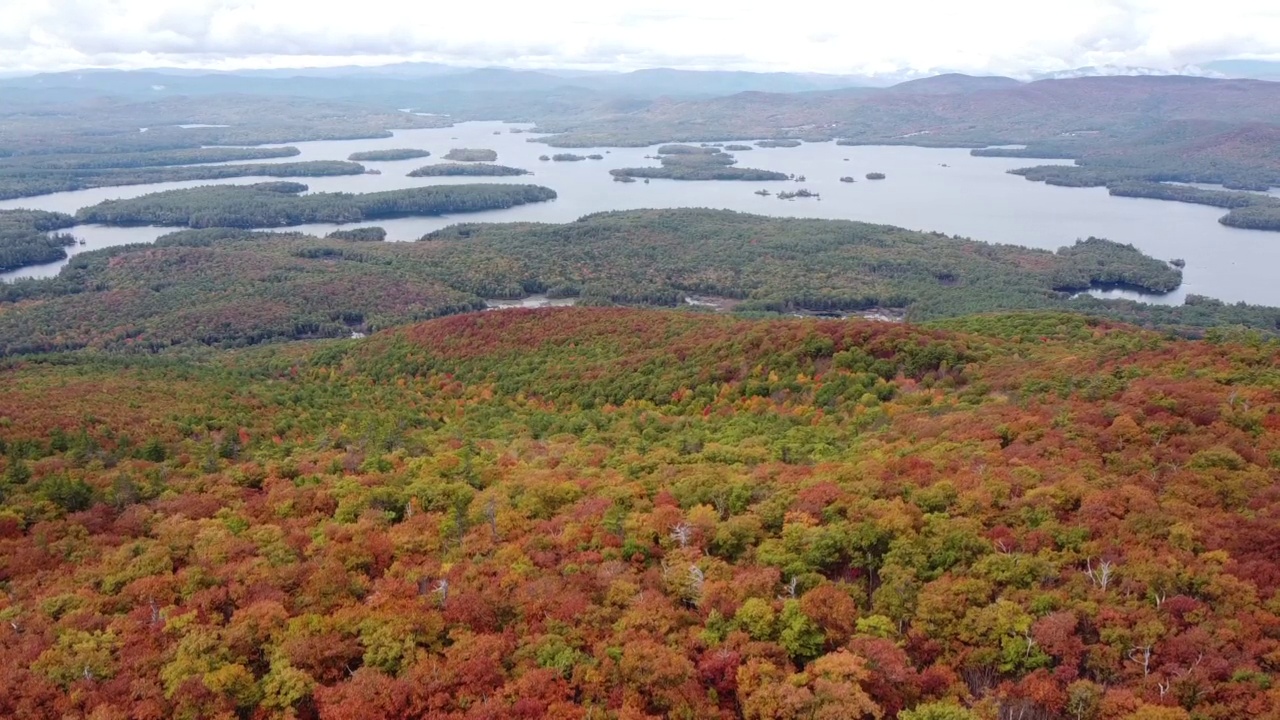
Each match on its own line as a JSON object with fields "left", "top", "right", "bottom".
{"left": 0, "top": 0, "right": 1278, "bottom": 74}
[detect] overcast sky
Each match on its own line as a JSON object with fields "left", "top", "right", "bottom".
{"left": 1, "top": 0, "right": 1278, "bottom": 75}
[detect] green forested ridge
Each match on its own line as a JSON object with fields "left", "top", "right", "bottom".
{"left": 7, "top": 209, "right": 1273, "bottom": 355}
{"left": 0, "top": 307, "right": 1279, "bottom": 719}
{"left": 0, "top": 95, "right": 446, "bottom": 197}
{"left": 73, "top": 183, "right": 558, "bottom": 228}
{"left": 1008, "top": 169, "right": 1280, "bottom": 231}
{"left": 407, "top": 163, "right": 531, "bottom": 177}
{"left": 0, "top": 160, "right": 366, "bottom": 201}
{"left": 347, "top": 149, "right": 432, "bottom": 162}
{"left": 0, "top": 210, "right": 79, "bottom": 272}
{"left": 0, "top": 95, "right": 448, "bottom": 157}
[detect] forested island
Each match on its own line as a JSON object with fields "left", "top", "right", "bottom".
{"left": 326, "top": 226, "right": 387, "bottom": 241}
{"left": 0, "top": 160, "right": 366, "bottom": 200}
{"left": 347, "top": 148, "right": 432, "bottom": 161}
{"left": 757, "top": 139, "right": 802, "bottom": 148}
{"left": 443, "top": 148, "right": 499, "bottom": 162}
{"left": 407, "top": 163, "right": 531, "bottom": 177}
{"left": 73, "top": 182, "right": 558, "bottom": 229}
{"left": 551, "top": 154, "right": 587, "bottom": 161}
{"left": 612, "top": 146, "right": 789, "bottom": 181}
{"left": 0, "top": 210, "right": 78, "bottom": 271}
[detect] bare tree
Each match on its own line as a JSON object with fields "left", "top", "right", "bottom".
{"left": 670, "top": 522, "right": 693, "bottom": 548}
{"left": 687, "top": 565, "right": 705, "bottom": 605}
{"left": 1085, "top": 558, "right": 1116, "bottom": 591}
{"left": 485, "top": 499, "right": 498, "bottom": 540}
{"left": 1128, "top": 644, "right": 1153, "bottom": 676}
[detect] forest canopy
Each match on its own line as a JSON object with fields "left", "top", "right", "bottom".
{"left": 0, "top": 307, "right": 1278, "bottom": 719}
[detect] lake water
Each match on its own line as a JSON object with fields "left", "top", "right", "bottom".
{"left": 3, "top": 120, "right": 1279, "bottom": 307}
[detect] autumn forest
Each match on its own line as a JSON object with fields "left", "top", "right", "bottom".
{"left": 2, "top": 308, "right": 1279, "bottom": 720}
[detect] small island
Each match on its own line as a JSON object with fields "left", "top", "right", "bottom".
{"left": 724, "top": 144, "right": 753, "bottom": 151}
{"left": 326, "top": 227, "right": 387, "bottom": 241}
{"left": 443, "top": 148, "right": 499, "bottom": 162}
{"left": 613, "top": 175, "right": 637, "bottom": 183}
{"left": 408, "top": 163, "right": 532, "bottom": 177}
{"left": 539, "top": 155, "right": 551, "bottom": 161}
{"left": 612, "top": 146, "right": 789, "bottom": 182}
{"left": 552, "top": 154, "right": 587, "bottom": 162}
{"left": 778, "top": 189, "right": 820, "bottom": 200}
{"left": 839, "top": 176, "right": 856, "bottom": 183}
{"left": 347, "top": 148, "right": 431, "bottom": 162}
{"left": 756, "top": 139, "right": 802, "bottom": 148}
{"left": 866, "top": 172, "right": 887, "bottom": 180}
{"left": 587, "top": 154, "right": 604, "bottom": 160}
{"left": 1171, "top": 258, "right": 1187, "bottom": 268}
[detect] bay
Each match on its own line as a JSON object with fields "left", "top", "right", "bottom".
{"left": 3, "top": 120, "right": 1277, "bottom": 308}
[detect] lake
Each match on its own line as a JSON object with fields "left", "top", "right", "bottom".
{"left": 3, "top": 120, "right": 1278, "bottom": 307}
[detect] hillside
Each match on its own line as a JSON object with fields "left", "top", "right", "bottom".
{"left": 0, "top": 308, "right": 1278, "bottom": 719}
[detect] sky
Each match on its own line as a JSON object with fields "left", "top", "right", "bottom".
{"left": 1, "top": 0, "right": 1279, "bottom": 75}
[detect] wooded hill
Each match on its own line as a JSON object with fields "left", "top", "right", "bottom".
{"left": 0, "top": 308, "right": 1278, "bottom": 719}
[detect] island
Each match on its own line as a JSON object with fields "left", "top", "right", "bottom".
{"left": 756, "top": 139, "right": 802, "bottom": 148}
{"left": 346, "top": 148, "right": 431, "bottom": 162}
{"left": 839, "top": 176, "right": 856, "bottom": 183}
{"left": 73, "top": 182, "right": 558, "bottom": 228}
{"left": 552, "top": 154, "right": 587, "bottom": 161}
{"left": 724, "top": 144, "right": 754, "bottom": 151}
{"left": 407, "top": 163, "right": 532, "bottom": 177}
{"left": 611, "top": 146, "right": 789, "bottom": 182}
{"left": 866, "top": 172, "right": 887, "bottom": 180}
{"left": 443, "top": 148, "right": 499, "bottom": 162}
{"left": 778, "top": 189, "right": 820, "bottom": 200}
{"left": 325, "top": 227, "right": 387, "bottom": 241}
